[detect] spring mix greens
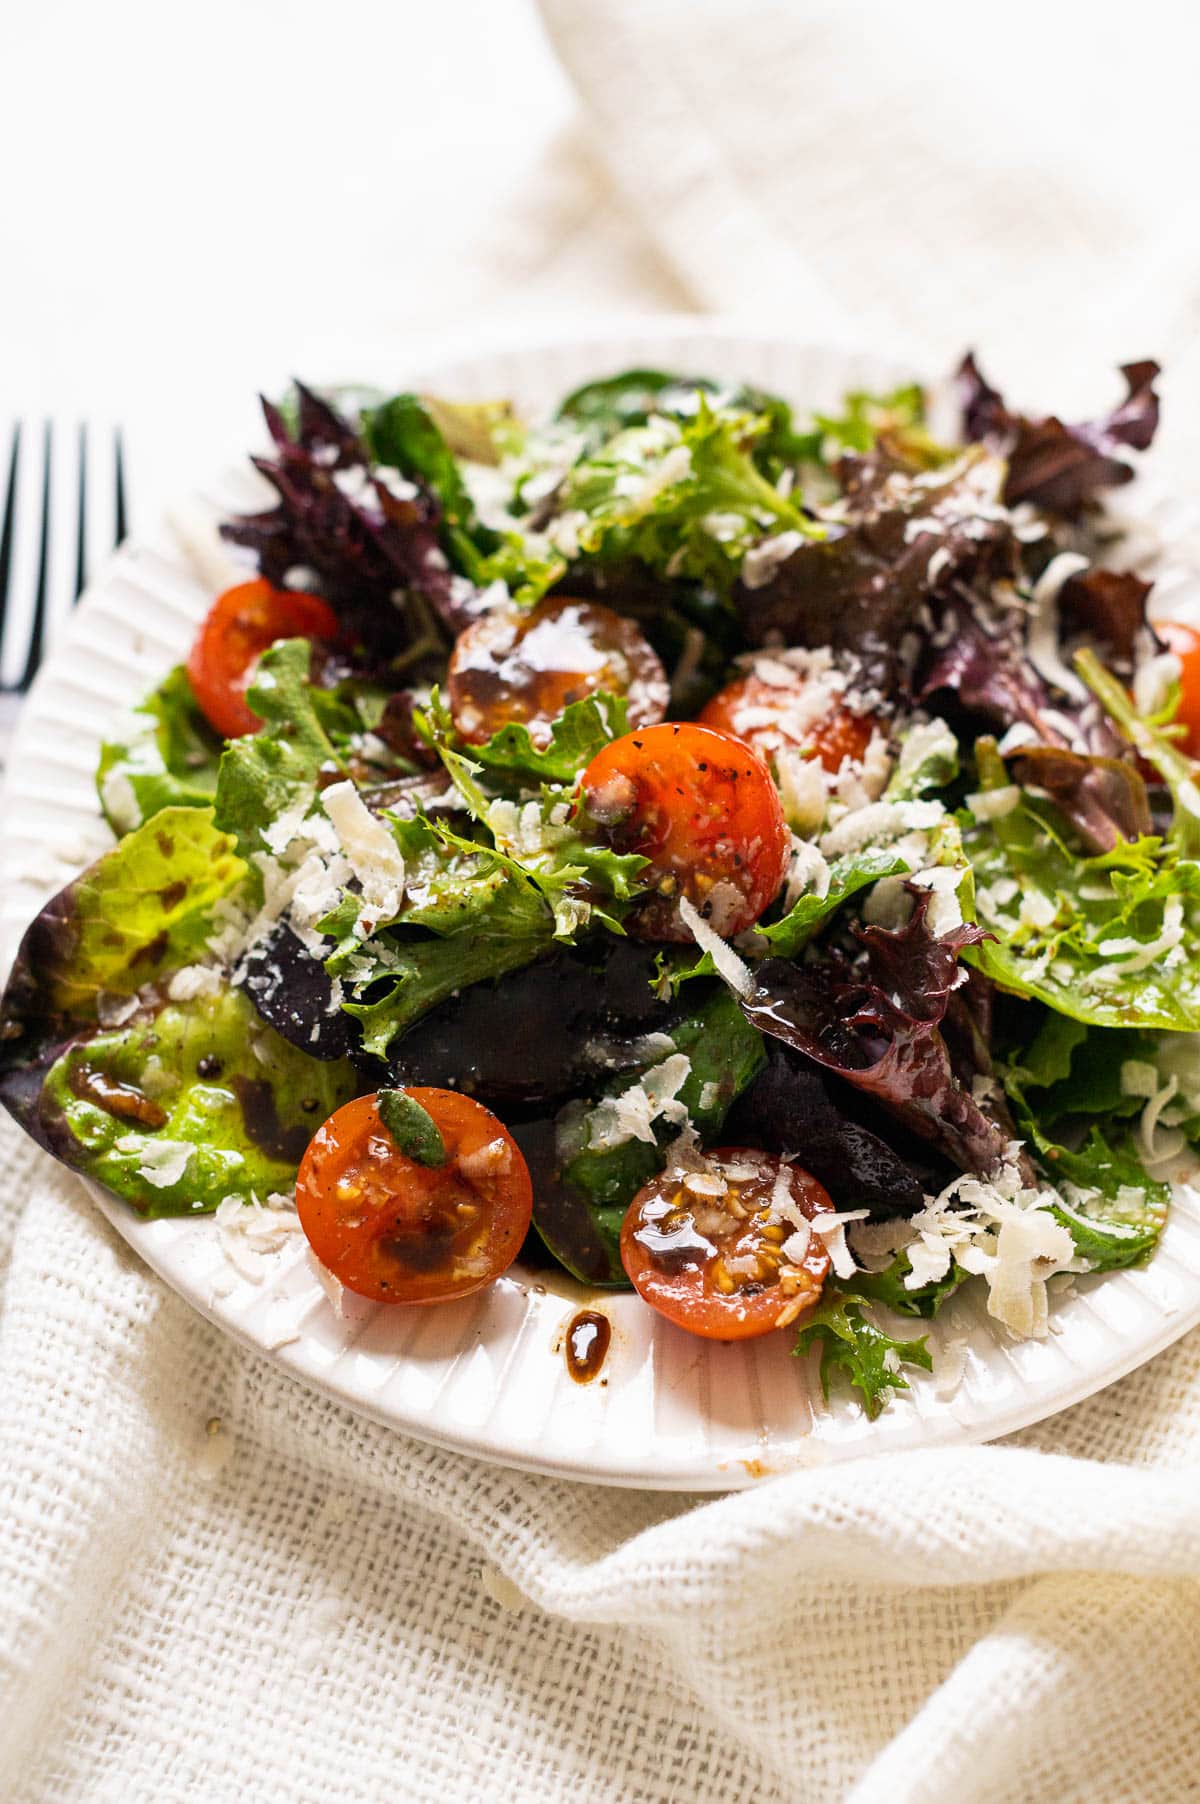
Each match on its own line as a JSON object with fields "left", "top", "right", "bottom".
{"left": 3, "top": 351, "right": 1197, "bottom": 1415}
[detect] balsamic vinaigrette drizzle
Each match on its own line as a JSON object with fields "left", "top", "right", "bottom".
{"left": 564, "top": 1310, "right": 612, "bottom": 1384}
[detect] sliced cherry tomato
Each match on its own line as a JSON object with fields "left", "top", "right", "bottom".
{"left": 620, "top": 1146, "right": 832, "bottom": 1340}
{"left": 186, "top": 578, "right": 340, "bottom": 739}
{"left": 579, "top": 721, "right": 789, "bottom": 941}
{"left": 295, "top": 1088, "right": 532, "bottom": 1304}
{"left": 700, "top": 664, "right": 877, "bottom": 773}
{"left": 1153, "top": 621, "right": 1200, "bottom": 758}
{"left": 447, "top": 595, "right": 668, "bottom": 747}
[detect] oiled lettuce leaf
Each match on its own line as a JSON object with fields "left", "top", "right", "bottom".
{"left": 40, "top": 988, "right": 356, "bottom": 1217}
{"left": 532, "top": 987, "right": 767, "bottom": 1285}
{"left": 1, "top": 805, "right": 245, "bottom": 1030}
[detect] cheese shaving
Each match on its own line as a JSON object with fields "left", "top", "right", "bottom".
{"left": 321, "top": 781, "right": 406, "bottom": 923}
{"left": 676, "top": 893, "right": 754, "bottom": 997}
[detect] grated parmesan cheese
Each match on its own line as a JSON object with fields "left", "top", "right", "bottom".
{"left": 167, "top": 964, "right": 223, "bottom": 1003}
{"left": 676, "top": 894, "right": 754, "bottom": 997}
{"left": 584, "top": 1053, "right": 693, "bottom": 1152}
{"left": 215, "top": 1193, "right": 304, "bottom": 1283}
{"left": 965, "top": 785, "right": 1020, "bottom": 822}
{"left": 774, "top": 749, "right": 828, "bottom": 835}
{"left": 115, "top": 1135, "right": 195, "bottom": 1189}
{"left": 321, "top": 781, "right": 406, "bottom": 924}
{"left": 741, "top": 530, "right": 808, "bottom": 589}
{"left": 1026, "top": 553, "right": 1090, "bottom": 700}
{"left": 819, "top": 799, "right": 943, "bottom": 857}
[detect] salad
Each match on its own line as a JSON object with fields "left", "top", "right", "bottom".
{"left": 3, "top": 351, "right": 1197, "bottom": 1418}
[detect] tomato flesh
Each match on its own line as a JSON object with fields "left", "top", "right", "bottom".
{"left": 620, "top": 1146, "right": 832, "bottom": 1340}
{"left": 447, "top": 595, "right": 668, "bottom": 747}
{"left": 700, "top": 666, "right": 877, "bottom": 773}
{"left": 1154, "top": 621, "right": 1200, "bottom": 759}
{"left": 187, "top": 578, "right": 340, "bottom": 739}
{"left": 295, "top": 1089, "right": 532, "bottom": 1304}
{"left": 580, "top": 721, "right": 789, "bottom": 940}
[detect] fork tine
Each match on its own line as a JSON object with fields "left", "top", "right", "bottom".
{"left": 1, "top": 420, "right": 46, "bottom": 689}
{"left": 17, "top": 422, "right": 52, "bottom": 691}
{"left": 115, "top": 427, "right": 128, "bottom": 545}
{"left": 75, "top": 420, "right": 88, "bottom": 600}
{"left": 0, "top": 423, "right": 19, "bottom": 640}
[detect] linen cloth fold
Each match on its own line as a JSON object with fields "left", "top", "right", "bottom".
{"left": 5, "top": 3, "right": 1200, "bottom": 1799}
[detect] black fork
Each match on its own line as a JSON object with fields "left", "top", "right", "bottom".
{"left": 0, "top": 420, "right": 128, "bottom": 697}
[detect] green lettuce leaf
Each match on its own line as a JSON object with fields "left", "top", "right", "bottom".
{"left": 96, "top": 666, "right": 223, "bottom": 832}
{"left": 759, "top": 848, "right": 912, "bottom": 959}
{"left": 1010, "top": 1012, "right": 1142, "bottom": 1126}
{"left": 213, "top": 638, "right": 346, "bottom": 865}
{"left": 553, "top": 367, "right": 811, "bottom": 474}
{"left": 361, "top": 391, "right": 563, "bottom": 605}
{"left": 332, "top": 828, "right": 556, "bottom": 1058}
{"left": 1004, "top": 1027, "right": 1170, "bottom": 1269}
{"left": 3, "top": 805, "right": 245, "bottom": 1024}
{"left": 803, "top": 383, "right": 950, "bottom": 471}
{"left": 417, "top": 693, "right": 650, "bottom": 936}
{"left": 40, "top": 987, "right": 356, "bottom": 1217}
{"left": 420, "top": 686, "right": 628, "bottom": 789}
{"left": 848, "top": 1252, "right": 970, "bottom": 1319}
{"left": 557, "top": 396, "right": 824, "bottom": 597}
{"left": 965, "top": 738, "right": 1200, "bottom": 1030}
{"left": 794, "top": 1292, "right": 933, "bottom": 1419}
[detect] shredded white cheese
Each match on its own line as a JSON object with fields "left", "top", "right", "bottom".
{"left": 676, "top": 894, "right": 754, "bottom": 997}
{"left": 1026, "top": 553, "right": 1090, "bottom": 700}
{"left": 819, "top": 799, "right": 943, "bottom": 857}
{"left": 115, "top": 1135, "right": 195, "bottom": 1189}
{"left": 965, "top": 785, "right": 1020, "bottom": 822}
{"left": 321, "top": 781, "right": 406, "bottom": 925}
{"left": 166, "top": 964, "right": 223, "bottom": 1003}
{"left": 585, "top": 1054, "right": 693, "bottom": 1152}
{"left": 741, "top": 530, "right": 808, "bottom": 589}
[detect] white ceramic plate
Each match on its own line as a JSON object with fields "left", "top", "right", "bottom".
{"left": 6, "top": 320, "right": 1200, "bottom": 1490}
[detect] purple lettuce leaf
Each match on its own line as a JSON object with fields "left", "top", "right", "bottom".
{"left": 919, "top": 598, "right": 1126, "bottom": 756}
{"left": 958, "top": 354, "right": 1161, "bottom": 515}
{"left": 1008, "top": 745, "right": 1152, "bottom": 854}
{"left": 1058, "top": 567, "right": 1156, "bottom": 671}
{"left": 741, "top": 892, "right": 1014, "bottom": 1176}
{"left": 724, "top": 1042, "right": 949, "bottom": 1217}
{"left": 220, "top": 384, "right": 472, "bottom": 650}
{"left": 734, "top": 452, "right": 1017, "bottom": 682}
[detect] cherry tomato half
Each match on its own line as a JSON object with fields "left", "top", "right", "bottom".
{"left": 296, "top": 1089, "right": 532, "bottom": 1304}
{"left": 1153, "top": 621, "right": 1200, "bottom": 759}
{"left": 620, "top": 1147, "right": 832, "bottom": 1340}
{"left": 579, "top": 722, "right": 789, "bottom": 941}
{"left": 187, "top": 578, "right": 340, "bottom": 739}
{"left": 447, "top": 595, "right": 668, "bottom": 748}
{"left": 700, "top": 665, "right": 877, "bottom": 774}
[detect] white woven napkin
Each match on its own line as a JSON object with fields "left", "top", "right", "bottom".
{"left": 6, "top": 4, "right": 1200, "bottom": 1800}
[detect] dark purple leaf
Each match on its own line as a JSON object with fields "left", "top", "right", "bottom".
{"left": 735, "top": 453, "right": 1017, "bottom": 683}
{"left": 221, "top": 384, "right": 473, "bottom": 649}
{"left": 741, "top": 893, "right": 1012, "bottom": 1176}
{"left": 1059, "top": 567, "right": 1155, "bottom": 670}
{"left": 724, "top": 1042, "right": 947, "bottom": 1218}
{"left": 919, "top": 599, "right": 1124, "bottom": 758}
{"left": 1009, "top": 745, "right": 1152, "bottom": 854}
{"left": 387, "top": 942, "right": 679, "bottom": 1106}
{"left": 958, "top": 354, "right": 1161, "bottom": 516}
{"left": 237, "top": 925, "right": 358, "bottom": 1061}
